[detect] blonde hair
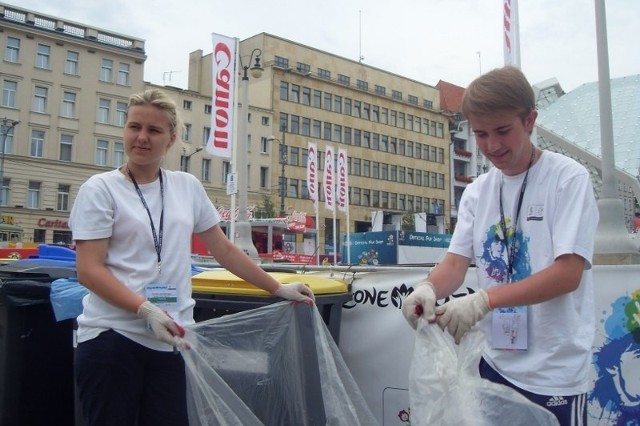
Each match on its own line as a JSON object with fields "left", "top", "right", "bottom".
{"left": 461, "top": 66, "right": 536, "bottom": 121}
{"left": 126, "top": 88, "right": 184, "bottom": 139}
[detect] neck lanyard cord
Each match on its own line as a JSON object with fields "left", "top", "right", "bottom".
{"left": 499, "top": 146, "right": 536, "bottom": 282}
{"left": 127, "top": 167, "right": 164, "bottom": 270}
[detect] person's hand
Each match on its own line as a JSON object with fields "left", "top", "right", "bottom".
{"left": 137, "top": 301, "right": 185, "bottom": 346}
{"left": 274, "top": 282, "right": 315, "bottom": 304}
{"left": 402, "top": 280, "right": 437, "bottom": 329}
{"left": 435, "top": 289, "right": 491, "bottom": 344}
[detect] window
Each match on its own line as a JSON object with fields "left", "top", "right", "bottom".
{"left": 375, "top": 85, "right": 386, "bottom": 96}
{"left": 423, "top": 99, "right": 433, "bottom": 109}
{"left": 2, "top": 80, "right": 17, "bottom": 107}
{"left": 323, "top": 92, "right": 331, "bottom": 111}
{"left": 344, "top": 127, "right": 352, "bottom": 145}
{"left": 333, "top": 95, "right": 342, "bottom": 113}
{"left": 203, "top": 127, "right": 211, "bottom": 145}
{"left": 260, "top": 136, "right": 268, "bottom": 154}
{"left": 33, "top": 86, "right": 48, "bottom": 113}
{"left": 372, "top": 106, "right": 379, "bottom": 122}
{"left": 98, "top": 98, "right": 110, "bottom": 123}
{"left": 312, "top": 120, "right": 321, "bottom": 138}
{"left": 356, "top": 80, "right": 368, "bottom": 91}
{"left": 100, "top": 59, "right": 113, "bottom": 82}
{"left": 204, "top": 104, "right": 212, "bottom": 114}
{"left": 323, "top": 122, "right": 331, "bottom": 141}
{"left": 372, "top": 162, "right": 379, "bottom": 179}
{"left": 392, "top": 90, "right": 402, "bottom": 100}
{"left": 113, "top": 142, "right": 124, "bottom": 167}
{"left": 0, "top": 124, "right": 14, "bottom": 154}
{"left": 61, "top": 91, "right": 76, "bottom": 118}
{"left": 301, "top": 118, "right": 310, "bottom": 136}
{"left": 65, "top": 51, "right": 79, "bottom": 75}
{"left": 398, "top": 112, "right": 405, "bottom": 129}
{"left": 408, "top": 95, "right": 418, "bottom": 105}
{"left": 60, "top": 134, "right": 73, "bottom": 161}
{"left": 381, "top": 108, "right": 388, "bottom": 124}
{"left": 288, "top": 178, "right": 299, "bottom": 198}
{"left": 313, "top": 90, "right": 321, "bottom": 108}
{"left": 222, "top": 161, "right": 230, "bottom": 184}
{"left": 279, "top": 81, "right": 289, "bottom": 101}
{"left": 0, "top": 178, "right": 10, "bottom": 207}
{"left": 36, "top": 44, "right": 51, "bottom": 69}
{"left": 30, "top": 130, "right": 45, "bottom": 158}
{"left": 274, "top": 56, "right": 289, "bottom": 69}
{"left": 290, "top": 146, "right": 299, "bottom": 166}
{"left": 301, "top": 87, "right": 311, "bottom": 106}
{"left": 296, "top": 62, "right": 310, "bottom": 73}
{"left": 183, "top": 123, "right": 192, "bottom": 142}
{"left": 116, "top": 102, "right": 127, "bottom": 126}
{"left": 337, "top": 74, "right": 350, "bottom": 86}
{"left": 363, "top": 160, "right": 371, "bottom": 177}
{"left": 333, "top": 125, "right": 342, "bottom": 143}
{"left": 260, "top": 166, "right": 269, "bottom": 189}
{"left": 5, "top": 37, "right": 20, "bottom": 63}
{"left": 117, "top": 63, "right": 130, "bottom": 85}
{"left": 290, "top": 115, "right": 300, "bottom": 134}
{"left": 27, "top": 181, "right": 41, "bottom": 209}
{"left": 317, "top": 68, "right": 330, "bottom": 79}
{"left": 96, "top": 140, "right": 108, "bottom": 166}
{"left": 353, "top": 101, "right": 361, "bottom": 118}
{"left": 57, "top": 184, "right": 70, "bottom": 211}
{"left": 288, "top": 85, "right": 300, "bottom": 103}
{"left": 261, "top": 116, "right": 269, "bottom": 126}
{"left": 344, "top": 98, "right": 352, "bottom": 116}
{"left": 183, "top": 100, "right": 192, "bottom": 110}
{"left": 363, "top": 103, "right": 370, "bottom": 120}
{"left": 202, "top": 158, "right": 211, "bottom": 182}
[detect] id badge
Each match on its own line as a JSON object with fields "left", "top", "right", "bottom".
{"left": 144, "top": 284, "right": 179, "bottom": 319}
{"left": 491, "top": 306, "right": 528, "bottom": 351}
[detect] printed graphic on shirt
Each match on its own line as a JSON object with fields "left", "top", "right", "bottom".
{"left": 479, "top": 218, "right": 532, "bottom": 283}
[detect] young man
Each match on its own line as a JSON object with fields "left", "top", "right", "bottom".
{"left": 402, "top": 66, "right": 598, "bottom": 426}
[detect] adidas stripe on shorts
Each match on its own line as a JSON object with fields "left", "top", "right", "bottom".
{"left": 479, "top": 357, "right": 587, "bottom": 426}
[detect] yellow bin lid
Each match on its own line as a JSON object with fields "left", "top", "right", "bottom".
{"left": 191, "top": 270, "right": 348, "bottom": 296}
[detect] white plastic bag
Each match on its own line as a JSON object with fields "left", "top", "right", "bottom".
{"left": 181, "top": 301, "right": 377, "bottom": 426}
{"left": 409, "top": 321, "right": 559, "bottom": 426}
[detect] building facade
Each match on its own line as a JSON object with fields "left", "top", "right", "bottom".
{"left": 0, "top": 4, "right": 452, "bottom": 258}
{"left": 188, "top": 33, "right": 451, "bottom": 257}
{"left": 0, "top": 3, "right": 145, "bottom": 245}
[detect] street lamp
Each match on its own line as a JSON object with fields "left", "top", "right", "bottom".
{"left": 180, "top": 146, "right": 203, "bottom": 172}
{"left": 235, "top": 48, "right": 263, "bottom": 262}
{"left": 267, "top": 125, "right": 287, "bottom": 217}
{"left": 0, "top": 117, "right": 19, "bottom": 218}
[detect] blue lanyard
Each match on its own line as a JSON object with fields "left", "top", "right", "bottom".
{"left": 127, "top": 167, "right": 164, "bottom": 273}
{"left": 498, "top": 146, "right": 535, "bottom": 283}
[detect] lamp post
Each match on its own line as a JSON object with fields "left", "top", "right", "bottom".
{"left": 267, "top": 126, "right": 287, "bottom": 217}
{"left": 235, "top": 48, "right": 263, "bottom": 262}
{"left": 0, "top": 118, "right": 19, "bottom": 219}
{"left": 180, "top": 146, "right": 203, "bottom": 172}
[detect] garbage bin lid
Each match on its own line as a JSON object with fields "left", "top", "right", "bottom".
{"left": 191, "top": 271, "right": 347, "bottom": 295}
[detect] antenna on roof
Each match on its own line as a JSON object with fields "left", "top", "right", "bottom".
{"left": 358, "top": 10, "right": 364, "bottom": 63}
{"left": 162, "top": 70, "right": 181, "bottom": 86}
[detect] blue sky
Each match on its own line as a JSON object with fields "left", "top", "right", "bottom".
{"left": 12, "top": 0, "right": 640, "bottom": 93}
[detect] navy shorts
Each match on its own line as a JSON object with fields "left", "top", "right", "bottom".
{"left": 479, "top": 357, "right": 587, "bottom": 426}
{"left": 75, "top": 329, "right": 188, "bottom": 426}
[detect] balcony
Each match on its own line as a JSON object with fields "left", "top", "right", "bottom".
{"left": 454, "top": 175, "right": 474, "bottom": 184}
{"left": 453, "top": 148, "right": 473, "bottom": 160}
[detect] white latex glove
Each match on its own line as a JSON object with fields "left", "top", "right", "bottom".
{"left": 401, "top": 280, "right": 437, "bottom": 329}
{"left": 435, "top": 289, "right": 491, "bottom": 344}
{"left": 274, "top": 282, "right": 315, "bottom": 304}
{"left": 137, "top": 301, "right": 185, "bottom": 346}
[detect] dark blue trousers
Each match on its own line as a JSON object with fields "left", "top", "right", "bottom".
{"left": 479, "top": 357, "right": 587, "bottom": 426}
{"left": 75, "top": 329, "right": 188, "bottom": 426}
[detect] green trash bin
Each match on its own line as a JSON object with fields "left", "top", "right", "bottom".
{"left": 0, "top": 273, "right": 76, "bottom": 426}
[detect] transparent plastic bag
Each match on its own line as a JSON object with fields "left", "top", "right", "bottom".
{"left": 181, "top": 301, "right": 377, "bottom": 426}
{"left": 409, "top": 321, "right": 559, "bottom": 426}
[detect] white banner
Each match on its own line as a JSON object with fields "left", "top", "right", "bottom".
{"left": 337, "top": 148, "right": 349, "bottom": 212}
{"left": 206, "top": 33, "right": 237, "bottom": 158}
{"left": 307, "top": 142, "right": 318, "bottom": 205}
{"left": 323, "top": 145, "right": 335, "bottom": 212}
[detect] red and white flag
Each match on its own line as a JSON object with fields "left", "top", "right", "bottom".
{"left": 206, "top": 33, "right": 237, "bottom": 158}
{"left": 337, "top": 148, "right": 349, "bottom": 212}
{"left": 307, "top": 142, "right": 318, "bottom": 205}
{"left": 323, "top": 145, "right": 335, "bottom": 212}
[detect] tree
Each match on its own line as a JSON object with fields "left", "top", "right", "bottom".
{"left": 402, "top": 210, "right": 415, "bottom": 231}
{"left": 254, "top": 194, "right": 276, "bottom": 219}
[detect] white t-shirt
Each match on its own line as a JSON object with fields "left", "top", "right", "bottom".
{"left": 449, "top": 150, "right": 599, "bottom": 395}
{"left": 69, "top": 168, "right": 220, "bottom": 351}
